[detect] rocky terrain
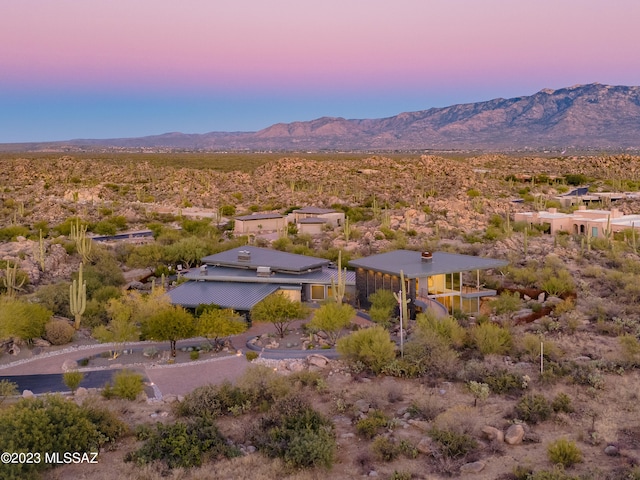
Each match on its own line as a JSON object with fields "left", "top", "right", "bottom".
{"left": 2, "top": 152, "right": 640, "bottom": 479}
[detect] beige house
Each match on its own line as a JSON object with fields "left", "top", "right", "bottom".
{"left": 234, "top": 213, "right": 286, "bottom": 235}
{"left": 515, "top": 206, "right": 640, "bottom": 237}
{"left": 288, "top": 207, "right": 345, "bottom": 227}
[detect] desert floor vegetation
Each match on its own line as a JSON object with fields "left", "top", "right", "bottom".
{"left": 2, "top": 152, "right": 640, "bottom": 478}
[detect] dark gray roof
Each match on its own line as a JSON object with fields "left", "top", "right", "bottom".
{"left": 168, "top": 281, "right": 280, "bottom": 310}
{"left": 348, "top": 250, "right": 508, "bottom": 278}
{"left": 235, "top": 213, "right": 284, "bottom": 221}
{"left": 183, "top": 265, "right": 355, "bottom": 285}
{"left": 201, "top": 246, "right": 329, "bottom": 273}
{"left": 294, "top": 207, "right": 337, "bottom": 214}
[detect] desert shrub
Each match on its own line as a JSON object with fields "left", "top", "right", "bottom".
{"left": 394, "top": 329, "right": 461, "bottom": 379}
{"left": 245, "top": 350, "right": 258, "bottom": 361}
{"left": 551, "top": 393, "right": 574, "bottom": 413}
{"left": 517, "top": 333, "right": 562, "bottom": 362}
{"left": 81, "top": 402, "right": 128, "bottom": 446}
{"left": 547, "top": 438, "right": 582, "bottom": 467}
{"left": 0, "top": 379, "right": 19, "bottom": 404}
{"left": 337, "top": 326, "right": 396, "bottom": 374}
{"left": 467, "top": 381, "right": 489, "bottom": 406}
{"left": 371, "top": 435, "right": 400, "bottom": 462}
{"left": 490, "top": 291, "right": 521, "bottom": 314}
{"left": 563, "top": 361, "right": 605, "bottom": 389}
{"left": 415, "top": 312, "right": 466, "bottom": 348}
{"left": 432, "top": 405, "right": 478, "bottom": 436}
{"left": 102, "top": 369, "right": 144, "bottom": 400}
{"left": 471, "top": 322, "right": 512, "bottom": 355}
{"left": 541, "top": 270, "right": 575, "bottom": 296}
{"left": 0, "top": 395, "right": 107, "bottom": 479}
{"left": 176, "top": 381, "right": 251, "bottom": 418}
{"left": 389, "top": 471, "right": 413, "bottom": 480}
{"left": 190, "top": 350, "right": 200, "bottom": 360}
{"left": 356, "top": 409, "right": 389, "bottom": 439}
{"left": 0, "top": 297, "right": 51, "bottom": 342}
{"left": 514, "top": 394, "right": 552, "bottom": 424}
{"left": 44, "top": 319, "right": 75, "bottom": 345}
{"left": 368, "top": 289, "right": 397, "bottom": 325}
{"left": 236, "top": 365, "right": 291, "bottom": 407}
{"left": 128, "top": 417, "right": 235, "bottom": 469}
{"left": 483, "top": 370, "right": 525, "bottom": 395}
{"left": 428, "top": 428, "right": 477, "bottom": 459}
{"left": 406, "top": 396, "right": 445, "bottom": 421}
{"left": 251, "top": 394, "right": 335, "bottom": 469}
{"left": 619, "top": 334, "right": 640, "bottom": 366}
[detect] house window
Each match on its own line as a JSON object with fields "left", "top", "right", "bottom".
{"left": 592, "top": 227, "right": 598, "bottom": 238}
{"left": 310, "top": 285, "right": 325, "bottom": 300}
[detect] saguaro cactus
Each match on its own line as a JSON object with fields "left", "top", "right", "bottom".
{"left": 393, "top": 270, "right": 410, "bottom": 358}
{"left": 3, "top": 262, "right": 26, "bottom": 298}
{"left": 331, "top": 250, "right": 347, "bottom": 304}
{"left": 71, "top": 218, "right": 93, "bottom": 263}
{"left": 70, "top": 263, "right": 87, "bottom": 330}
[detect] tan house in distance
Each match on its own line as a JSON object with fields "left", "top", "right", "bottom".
{"left": 515, "top": 206, "right": 640, "bottom": 237}
{"left": 234, "top": 213, "right": 286, "bottom": 235}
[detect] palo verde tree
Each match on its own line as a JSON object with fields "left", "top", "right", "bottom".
{"left": 250, "top": 292, "right": 309, "bottom": 338}
{"left": 307, "top": 301, "right": 354, "bottom": 346}
{"left": 196, "top": 307, "right": 247, "bottom": 348}
{"left": 142, "top": 305, "right": 196, "bottom": 357}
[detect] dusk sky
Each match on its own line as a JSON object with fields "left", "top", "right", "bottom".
{"left": 2, "top": 0, "right": 639, "bottom": 143}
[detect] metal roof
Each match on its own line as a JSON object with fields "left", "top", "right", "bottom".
{"left": 349, "top": 250, "right": 508, "bottom": 278}
{"left": 294, "top": 207, "right": 337, "bottom": 214}
{"left": 235, "top": 213, "right": 284, "bottom": 221}
{"left": 168, "top": 281, "right": 280, "bottom": 310}
{"left": 182, "top": 265, "right": 355, "bottom": 285}
{"left": 201, "top": 246, "right": 330, "bottom": 273}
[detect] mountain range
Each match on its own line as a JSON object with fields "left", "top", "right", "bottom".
{"left": 7, "top": 83, "right": 640, "bottom": 151}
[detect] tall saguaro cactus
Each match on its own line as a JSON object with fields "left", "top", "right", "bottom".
{"left": 71, "top": 218, "right": 93, "bottom": 263}
{"left": 331, "top": 250, "right": 347, "bottom": 304}
{"left": 3, "top": 262, "right": 26, "bottom": 298}
{"left": 70, "top": 263, "right": 87, "bottom": 330}
{"left": 393, "top": 270, "right": 410, "bottom": 358}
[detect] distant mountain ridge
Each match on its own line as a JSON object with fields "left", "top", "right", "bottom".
{"left": 6, "top": 83, "right": 640, "bottom": 151}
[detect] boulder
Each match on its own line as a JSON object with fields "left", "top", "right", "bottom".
{"left": 61, "top": 359, "right": 77, "bottom": 372}
{"left": 505, "top": 424, "right": 525, "bottom": 445}
{"left": 482, "top": 426, "right": 504, "bottom": 443}
{"left": 416, "top": 437, "right": 433, "bottom": 454}
{"left": 460, "top": 461, "right": 486, "bottom": 474}
{"left": 74, "top": 387, "right": 88, "bottom": 398}
{"left": 22, "top": 390, "right": 35, "bottom": 398}
{"left": 408, "top": 419, "right": 430, "bottom": 432}
{"left": 307, "top": 354, "right": 330, "bottom": 368}
{"left": 354, "top": 399, "right": 370, "bottom": 414}
{"left": 33, "top": 338, "right": 51, "bottom": 348}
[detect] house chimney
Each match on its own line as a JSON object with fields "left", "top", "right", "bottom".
{"left": 237, "top": 250, "right": 251, "bottom": 261}
{"left": 421, "top": 251, "right": 433, "bottom": 262}
{"left": 548, "top": 207, "right": 557, "bottom": 214}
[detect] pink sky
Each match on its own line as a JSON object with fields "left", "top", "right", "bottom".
{"left": 1, "top": 0, "right": 639, "bottom": 141}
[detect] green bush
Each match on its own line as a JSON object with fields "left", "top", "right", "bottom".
{"left": 471, "top": 322, "right": 512, "bottom": 355}
{"left": 190, "top": 350, "right": 200, "bottom": 361}
{"left": 337, "top": 326, "right": 396, "bottom": 374}
{"left": 103, "top": 369, "right": 145, "bottom": 400}
{"left": 371, "top": 435, "right": 399, "bottom": 461}
{"left": 391, "top": 329, "right": 460, "bottom": 379}
{"left": 551, "top": 393, "right": 574, "bottom": 413}
{"left": 245, "top": 350, "right": 258, "bottom": 361}
{"left": 128, "top": 417, "right": 236, "bottom": 469}
{"left": 176, "top": 381, "right": 251, "bottom": 418}
{"left": 250, "top": 394, "right": 335, "bottom": 469}
{"left": 415, "top": 312, "right": 466, "bottom": 348}
{"left": 483, "top": 370, "right": 525, "bottom": 395}
{"left": 515, "top": 394, "right": 552, "bottom": 424}
{"left": 356, "top": 410, "right": 389, "bottom": 439}
{"left": 547, "top": 438, "right": 582, "bottom": 467}
{"left": 428, "top": 427, "right": 477, "bottom": 459}
{"left": 490, "top": 291, "right": 521, "bottom": 314}
{"left": 0, "top": 395, "right": 119, "bottom": 479}
{"left": 44, "top": 319, "right": 75, "bottom": 345}
{"left": 63, "top": 370, "right": 84, "bottom": 393}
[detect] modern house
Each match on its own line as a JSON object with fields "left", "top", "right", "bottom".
{"left": 349, "top": 250, "right": 508, "bottom": 317}
{"left": 288, "top": 207, "right": 345, "bottom": 226}
{"left": 168, "top": 246, "right": 355, "bottom": 314}
{"left": 515, "top": 206, "right": 640, "bottom": 237}
{"left": 233, "top": 213, "right": 287, "bottom": 235}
